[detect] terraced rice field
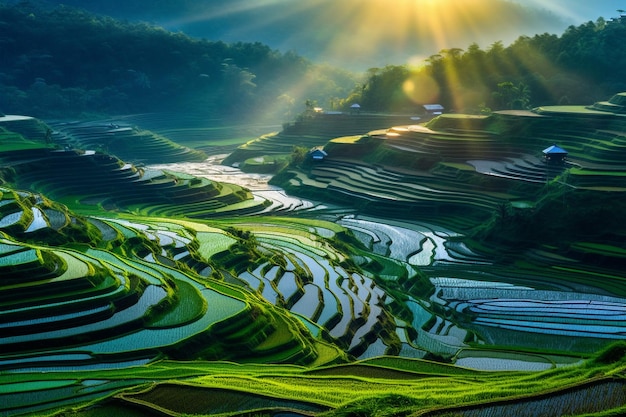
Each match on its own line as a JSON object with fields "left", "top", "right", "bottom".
{"left": 2, "top": 142, "right": 625, "bottom": 373}
{"left": 225, "top": 219, "right": 410, "bottom": 357}
{"left": 48, "top": 120, "right": 207, "bottom": 164}
{"left": 0, "top": 189, "right": 338, "bottom": 376}
{"left": 4, "top": 108, "right": 626, "bottom": 416}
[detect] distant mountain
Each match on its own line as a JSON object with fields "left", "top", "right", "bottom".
{"left": 0, "top": 3, "right": 357, "bottom": 119}
{"left": 3, "top": 0, "right": 588, "bottom": 71}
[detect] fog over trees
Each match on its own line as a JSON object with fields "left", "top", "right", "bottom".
{"left": 0, "top": 3, "right": 356, "bottom": 120}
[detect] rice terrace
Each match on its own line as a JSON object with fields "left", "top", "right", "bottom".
{"left": 2, "top": 1, "right": 626, "bottom": 416}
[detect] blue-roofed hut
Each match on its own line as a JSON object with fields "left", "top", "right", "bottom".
{"left": 423, "top": 104, "right": 444, "bottom": 115}
{"left": 309, "top": 147, "right": 328, "bottom": 161}
{"left": 543, "top": 144, "right": 568, "bottom": 163}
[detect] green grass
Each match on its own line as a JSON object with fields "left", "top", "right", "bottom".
{"left": 438, "top": 161, "right": 477, "bottom": 171}
{"left": 534, "top": 105, "right": 611, "bottom": 115}
{"left": 227, "top": 216, "right": 348, "bottom": 234}
{"left": 570, "top": 168, "right": 626, "bottom": 176}
{"left": 9, "top": 352, "right": 620, "bottom": 417}
{"left": 147, "top": 278, "right": 207, "bottom": 328}
{"left": 329, "top": 135, "right": 364, "bottom": 144}
{"left": 196, "top": 231, "right": 237, "bottom": 256}
{"left": 571, "top": 242, "right": 626, "bottom": 257}
{"left": 358, "top": 356, "right": 482, "bottom": 376}
{"left": 162, "top": 125, "right": 275, "bottom": 147}
{"left": 0, "top": 127, "right": 49, "bottom": 151}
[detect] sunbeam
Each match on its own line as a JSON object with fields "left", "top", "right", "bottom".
{"left": 163, "top": 0, "right": 573, "bottom": 71}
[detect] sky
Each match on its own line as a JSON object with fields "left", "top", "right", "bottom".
{"left": 18, "top": 0, "right": 626, "bottom": 71}
{"left": 174, "top": 0, "right": 626, "bottom": 69}
{"left": 165, "top": 0, "right": 626, "bottom": 70}
{"left": 529, "top": 0, "right": 624, "bottom": 23}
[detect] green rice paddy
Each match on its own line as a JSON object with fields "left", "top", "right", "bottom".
{"left": 2, "top": 104, "right": 626, "bottom": 416}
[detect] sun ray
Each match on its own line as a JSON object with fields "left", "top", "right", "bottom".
{"left": 163, "top": 0, "right": 322, "bottom": 40}
{"left": 166, "top": 0, "right": 293, "bottom": 24}
{"left": 521, "top": 0, "right": 593, "bottom": 23}
{"left": 163, "top": 0, "right": 588, "bottom": 77}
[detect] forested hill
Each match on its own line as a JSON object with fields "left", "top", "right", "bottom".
{"left": 0, "top": 3, "right": 356, "bottom": 120}
{"left": 346, "top": 16, "right": 626, "bottom": 113}
{"left": 1, "top": 0, "right": 573, "bottom": 71}
{"left": 2, "top": 2, "right": 626, "bottom": 121}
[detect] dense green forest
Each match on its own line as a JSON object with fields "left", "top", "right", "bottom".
{"left": 0, "top": 2, "right": 356, "bottom": 120}
{"left": 349, "top": 16, "right": 626, "bottom": 113}
{"left": 2, "top": 3, "right": 626, "bottom": 121}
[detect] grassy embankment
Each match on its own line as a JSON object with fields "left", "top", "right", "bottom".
{"left": 2, "top": 344, "right": 625, "bottom": 416}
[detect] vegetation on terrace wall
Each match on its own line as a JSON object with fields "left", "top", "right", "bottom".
{"left": 0, "top": 188, "right": 101, "bottom": 246}
{"left": 345, "top": 17, "right": 626, "bottom": 113}
{"left": 0, "top": 3, "right": 356, "bottom": 120}
{"left": 590, "top": 341, "right": 626, "bottom": 366}
{"left": 472, "top": 181, "right": 626, "bottom": 266}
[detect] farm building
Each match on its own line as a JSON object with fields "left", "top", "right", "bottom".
{"left": 309, "top": 147, "right": 328, "bottom": 161}
{"left": 543, "top": 144, "right": 568, "bottom": 162}
{"left": 423, "top": 104, "right": 444, "bottom": 115}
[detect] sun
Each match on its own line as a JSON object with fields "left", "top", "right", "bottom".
{"left": 165, "top": 0, "right": 564, "bottom": 73}
{"left": 292, "top": 0, "right": 513, "bottom": 68}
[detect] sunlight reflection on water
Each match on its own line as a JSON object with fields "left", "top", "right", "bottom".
{"left": 148, "top": 155, "right": 276, "bottom": 191}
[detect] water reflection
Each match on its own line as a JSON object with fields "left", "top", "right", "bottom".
{"left": 148, "top": 154, "right": 275, "bottom": 191}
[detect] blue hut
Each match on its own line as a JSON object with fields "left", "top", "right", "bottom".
{"left": 542, "top": 144, "right": 568, "bottom": 163}
{"left": 423, "top": 104, "right": 444, "bottom": 116}
{"left": 309, "top": 147, "right": 328, "bottom": 161}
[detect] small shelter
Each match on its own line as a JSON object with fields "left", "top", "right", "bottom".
{"left": 423, "top": 104, "right": 444, "bottom": 116}
{"left": 350, "top": 103, "right": 361, "bottom": 114}
{"left": 309, "top": 147, "right": 328, "bottom": 161}
{"left": 542, "top": 144, "right": 568, "bottom": 163}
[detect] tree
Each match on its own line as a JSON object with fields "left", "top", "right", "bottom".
{"left": 358, "top": 65, "right": 411, "bottom": 111}
{"left": 290, "top": 146, "right": 309, "bottom": 167}
{"left": 0, "top": 3, "right": 358, "bottom": 119}
{"left": 492, "top": 81, "right": 531, "bottom": 110}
